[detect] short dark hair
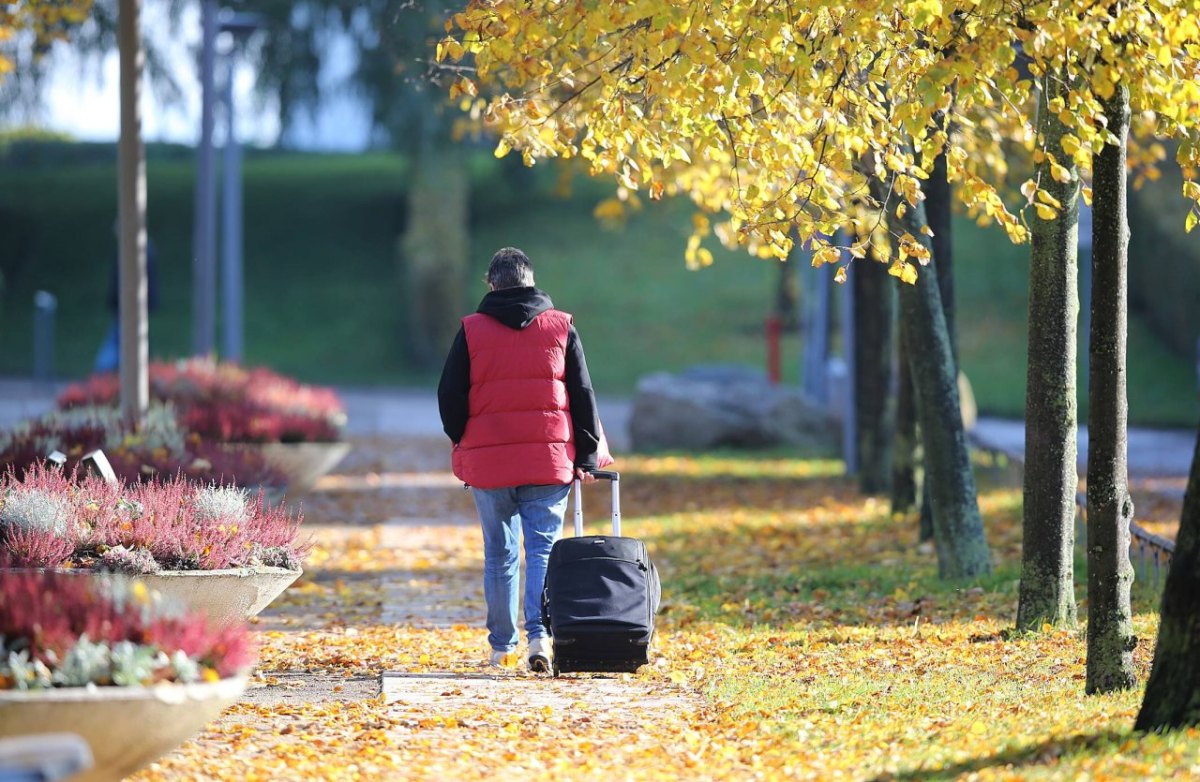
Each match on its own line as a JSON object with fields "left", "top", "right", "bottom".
{"left": 486, "top": 247, "right": 534, "bottom": 289}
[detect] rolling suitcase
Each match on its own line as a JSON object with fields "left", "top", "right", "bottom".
{"left": 541, "top": 470, "right": 661, "bottom": 676}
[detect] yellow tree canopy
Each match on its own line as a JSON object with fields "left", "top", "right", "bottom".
{"left": 0, "top": 0, "right": 92, "bottom": 77}
{"left": 442, "top": 0, "right": 1200, "bottom": 273}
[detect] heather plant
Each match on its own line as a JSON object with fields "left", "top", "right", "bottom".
{"left": 0, "top": 467, "right": 308, "bottom": 571}
{"left": 58, "top": 359, "right": 346, "bottom": 443}
{"left": 0, "top": 405, "right": 285, "bottom": 489}
{"left": 0, "top": 569, "right": 254, "bottom": 690}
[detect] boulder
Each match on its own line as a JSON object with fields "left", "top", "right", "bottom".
{"left": 630, "top": 367, "right": 839, "bottom": 453}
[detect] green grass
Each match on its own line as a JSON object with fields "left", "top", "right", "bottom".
{"left": 628, "top": 450, "right": 1197, "bottom": 780}
{"left": 954, "top": 216, "right": 1199, "bottom": 427}
{"left": 0, "top": 142, "right": 1195, "bottom": 426}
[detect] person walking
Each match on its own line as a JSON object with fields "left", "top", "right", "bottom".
{"left": 438, "top": 247, "right": 610, "bottom": 672}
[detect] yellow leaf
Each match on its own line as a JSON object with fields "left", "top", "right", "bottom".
{"left": 494, "top": 138, "right": 512, "bottom": 159}
{"left": 1183, "top": 181, "right": 1200, "bottom": 200}
{"left": 1157, "top": 44, "right": 1172, "bottom": 67}
{"left": 1050, "top": 162, "right": 1072, "bottom": 184}
{"left": 1041, "top": 622, "right": 1054, "bottom": 633}
{"left": 834, "top": 266, "right": 847, "bottom": 284}
{"left": 1020, "top": 179, "right": 1037, "bottom": 203}
{"left": 900, "top": 263, "right": 918, "bottom": 285}
{"left": 1186, "top": 210, "right": 1198, "bottom": 234}
{"left": 1035, "top": 203, "right": 1058, "bottom": 220}
{"left": 970, "top": 720, "right": 987, "bottom": 735}
{"left": 1036, "top": 190, "right": 1061, "bottom": 209}
{"left": 813, "top": 245, "right": 841, "bottom": 267}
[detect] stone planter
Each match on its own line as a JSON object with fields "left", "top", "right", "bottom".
{"left": 0, "top": 676, "right": 247, "bottom": 782}
{"left": 19, "top": 567, "right": 303, "bottom": 628}
{"left": 128, "top": 566, "right": 302, "bottom": 627}
{"left": 225, "top": 441, "right": 351, "bottom": 497}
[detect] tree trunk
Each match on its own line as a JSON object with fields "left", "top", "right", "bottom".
{"left": 401, "top": 150, "right": 469, "bottom": 367}
{"left": 853, "top": 253, "right": 896, "bottom": 495}
{"left": 892, "top": 317, "right": 919, "bottom": 515}
{"left": 776, "top": 249, "right": 801, "bottom": 331}
{"left": 890, "top": 186, "right": 992, "bottom": 579}
{"left": 927, "top": 150, "right": 957, "bottom": 366}
{"left": 1086, "top": 82, "right": 1136, "bottom": 694}
{"left": 918, "top": 151, "right": 955, "bottom": 541}
{"left": 1136, "top": 423, "right": 1200, "bottom": 729}
{"left": 117, "top": 0, "right": 148, "bottom": 427}
{"left": 1017, "top": 73, "right": 1081, "bottom": 630}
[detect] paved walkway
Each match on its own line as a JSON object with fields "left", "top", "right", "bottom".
{"left": 0, "top": 378, "right": 636, "bottom": 451}
{"left": 1, "top": 376, "right": 1191, "bottom": 477}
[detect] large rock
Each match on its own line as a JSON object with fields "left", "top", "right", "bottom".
{"left": 630, "top": 367, "right": 839, "bottom": 453}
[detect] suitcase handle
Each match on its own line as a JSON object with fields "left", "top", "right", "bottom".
{"left": 572, "top": 471, "right": 621, "bottom": 537}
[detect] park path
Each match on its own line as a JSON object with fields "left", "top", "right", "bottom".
{"left": 134, "top": 434, "right": 697, "bottom": 782}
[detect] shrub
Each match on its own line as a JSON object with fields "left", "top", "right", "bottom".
{"left": 58, "top": 359, "right": 346, "bottom": 443}
{"left": 0, "top": 569, "right": 254, "bottom": 690}
{"left": 0, "top": 466, "right": 308, "bottom": 571}
{"left": 0, "top": 404, "right": 285, "bottom": 488}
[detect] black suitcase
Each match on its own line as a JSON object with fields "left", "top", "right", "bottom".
{"left": 542, "top": 470, "right": 661, "bottom": 676}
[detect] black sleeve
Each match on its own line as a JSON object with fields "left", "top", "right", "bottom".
{"left": 437, "top": 327, "right": 470, "bottom": 443}
{"left": 565, "top": 325, "right": 601, "bottom": 471}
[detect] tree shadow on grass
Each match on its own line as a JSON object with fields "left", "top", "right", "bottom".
{"left": 872, "top": 729, "right": 1129, "bottom": 781}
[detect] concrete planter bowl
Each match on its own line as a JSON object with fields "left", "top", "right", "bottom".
{"left": 9, "top": 567, "right": 304, "bottom": 628}
{"left": 115, "top": 566, "right": 302, "bottom": 627}
{"left": 224, "top": 441, "right": 351, "bottom": 497}
{"left": 0, "top": 676, "right": 247, "bottom": 782}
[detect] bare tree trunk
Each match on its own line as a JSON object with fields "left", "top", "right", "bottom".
{"left": 401, "top": 150, "right": 469, "bottom": 367}
{"left": 919, "top": 151, "right": 956, "bottom": 542}
{"left": 776, "top": 250, "right": 800, "bottom": 331}
{"left": 1137, "top": 423, "right": 1200, "bottom": 729}
{"left": 854, "top": 254, "right": 895, "bottom": 495}
{"left": 118, "top": 0, "right": 148, "bottom": 426}
{"left": 1017, "top": 73, "right": 1081, "bottom": 630}
{"left": 1086, "top": 82, "right": 1136, "bottom": 694}
{"left": 884, "top": 175, "right": 991, "bottom": 579}
{"left": 892, "top": 317, "right": 919, "bottom": 516}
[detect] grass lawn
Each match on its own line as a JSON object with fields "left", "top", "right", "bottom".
{"left": 622, "top": 450, "right": 1197, "bottom": 780}
{"left": 0, "top": 143, "right": 1195, "bottom": 426}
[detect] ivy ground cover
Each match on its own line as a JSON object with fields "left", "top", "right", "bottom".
{"left": 133, "top": 438, "right": 1199, "bottom": 781}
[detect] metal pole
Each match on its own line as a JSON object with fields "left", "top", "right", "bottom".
{"left": 118, "top": 0, "right": 148, "bottom": 425}
{"left": 32, "top": 291, "right": 56, "bottom": 384}
{"left": 221, "top": 58, "right": 244, "bottom": 362}
{"left": 192, "top": 0, "right": 218, "bottom": 357}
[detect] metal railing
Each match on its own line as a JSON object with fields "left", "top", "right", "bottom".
{"left": 1074, "top": 491, "right": 1175, "bottom": 591}
{"left": 974, "top": 437, "right": 1177, "bottom": 590}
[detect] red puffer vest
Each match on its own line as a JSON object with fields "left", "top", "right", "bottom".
{"left": 452, "top": 309, "right": 576, "bottom": 489}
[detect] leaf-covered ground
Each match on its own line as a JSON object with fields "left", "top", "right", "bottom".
{"left": 133, "top": 438, "right": 1200, "bottom": 781}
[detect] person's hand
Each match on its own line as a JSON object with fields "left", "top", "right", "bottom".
{"left": 575, "top": 468, "right": 597, "bottom": 484}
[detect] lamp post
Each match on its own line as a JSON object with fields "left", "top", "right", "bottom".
{"left": 193, "top": 0, "right": 217, "bottom": 358}
{"left": 218, "top": 11, "right": 262, "bottom": 363}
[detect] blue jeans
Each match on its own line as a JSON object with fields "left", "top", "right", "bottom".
{"left": 471, "top": 483, "right": 571, "bottom": 652}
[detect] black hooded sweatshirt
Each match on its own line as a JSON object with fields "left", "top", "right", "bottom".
{"left": 437, "top": 286, "right": 601, "bottom": 473}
